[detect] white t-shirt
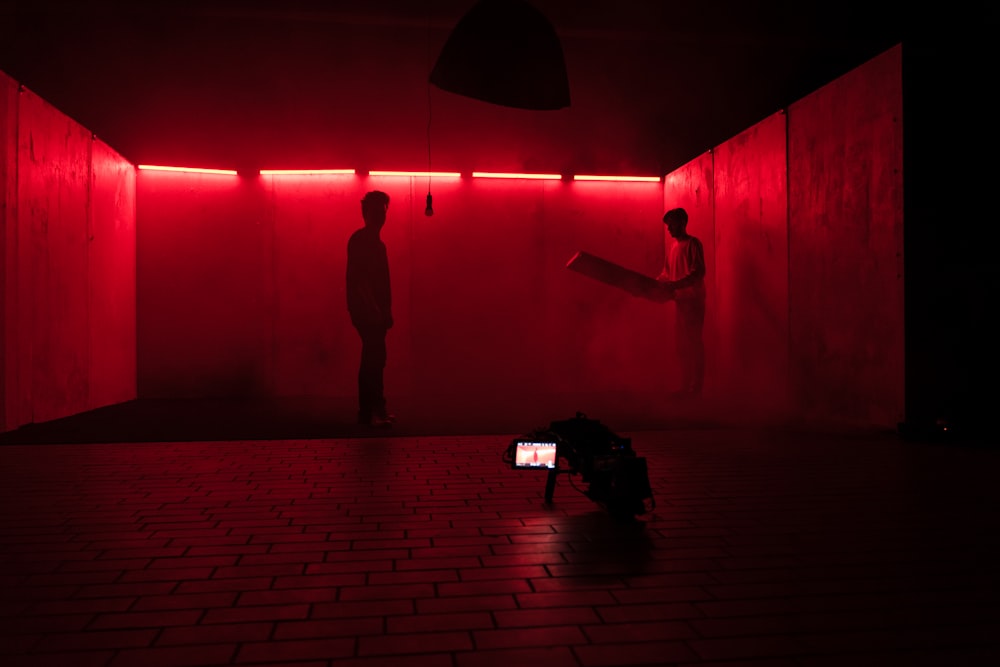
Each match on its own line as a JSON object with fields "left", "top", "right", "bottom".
{"left": 666, "top": 236, "right": 706, "bottom": 301}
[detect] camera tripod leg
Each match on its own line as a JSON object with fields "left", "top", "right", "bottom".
{"left": 544, "top": 468, "right": 558, "bottom": 504}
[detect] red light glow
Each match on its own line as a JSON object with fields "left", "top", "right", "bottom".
{"left": 369, "top": 170, "right": 462, "bottom": 178}
{"left": 573, "top": 175, "right": 661, "bottom": 182}
{"left": 472, "top": 172, "right": 562, "bottom": 180}
{"left": 260, "top": 169, "right": 355, "bottom": 175}
{"left": 137, "top": 165, "right": 238, "bottom": 175}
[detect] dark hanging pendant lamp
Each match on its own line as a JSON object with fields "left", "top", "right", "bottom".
{"left": 430, "top": 0, "right": 571, "bottom": 110}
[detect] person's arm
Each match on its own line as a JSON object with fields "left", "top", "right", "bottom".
{"left": 656, "top": 252, "right": 670, "bottom": 282}
{"left": 380, "top": 245, "right": 393, "bottom": 328}
{"left": 346, "top": 238, "right": 361, "bottom": 316}
{"left": 646, "top": 250, "right": 673, "bottom": 301}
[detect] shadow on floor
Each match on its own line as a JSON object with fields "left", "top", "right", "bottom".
{"left": 0, "top": 397, "right": 506, "bottom": 444}
{"left": 0, "top": 393, "right": 735, "bottom": 445}
{"left": 7, "top": 396, "right": 986, "bottom": 448}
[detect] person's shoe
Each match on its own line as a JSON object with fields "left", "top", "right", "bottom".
{"left": 358, "top": 410, "right": 394, "bottom": 427}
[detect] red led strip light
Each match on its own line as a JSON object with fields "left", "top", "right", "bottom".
{"left": 369, "top": 170, "right": 461, "bottom": 178}
{"left": 472, "top": 172, "right": 562, "bottom": 180}
{"left": 260, "top": 169, "right": 356, "bottom": 175}
{"left": 137, "top": 165, "right": 238, "bottom": 175}
{"left": 138, "top": 166, "right": 662, "bottom": 182}
{"left": 573, "top": 175, "right": 661, "bottom": 182}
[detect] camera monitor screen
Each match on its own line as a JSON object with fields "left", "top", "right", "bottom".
{"left": 514, "top": 440, "right": 558, "bottom": 469}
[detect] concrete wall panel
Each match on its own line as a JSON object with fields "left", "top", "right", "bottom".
{"left": 89, "top": 139, "right": 137, "bottom": 410}
{"left": 267, "top": 174, "right": 373, "bottom": 399}
{"left": 2, "top": 78, "right": 140, "bottom": 431}
{"left": 538, "top": 180, "right": 671, "bottom": 419}
{"left": 408, "top": 178, "right": 549, "bottom": 414}
{"left": 713, "top": 112, "right": 789, "bottom": 415}
{"left": 137, "top": 171, "right": 268, "bottom": 398}
{"left": 788, "top": 45, "right": 903, "bottom": 426}
{"left": 18, "top": 89, "right": 92, "bottom": 423}
{"left": 0, "top": 72, "right": 16, "bottom": 430}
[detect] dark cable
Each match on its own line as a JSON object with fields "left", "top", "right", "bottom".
{"left": 425, "top": 4, "right": 434, "bottom": 216}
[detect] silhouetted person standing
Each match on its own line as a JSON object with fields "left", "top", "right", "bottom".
{"left": 657, "top": 208, "right": 706, "bottom": 396}
{"left": 347, "top": 191, "right": 394, "bottom": 426}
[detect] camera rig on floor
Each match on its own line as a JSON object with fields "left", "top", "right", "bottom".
{"left": 504, "top": 412, "right": 655, "bottom": 519}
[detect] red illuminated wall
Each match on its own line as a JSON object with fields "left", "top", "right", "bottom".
{"left": 137, "top": 173, "right": 667, "bottom": 422}
{"left": 1, "top": 72, "right": 15, "bottom": 431}
{"left": 268, "top": 176, "right": 363, "bottom": 400}
{"left": 788, "top": 46, "right": 904, "bottom": 426}
{"left": 18, "top": 88, "right": 92, "bottom": 424}
{"left": 539, "top": 180, "right": 669, "bottom": 413}
{"left": 136, "top": 173, "right": 268, "bottom": 398}
{"left": 713, "top": 112, "right": 790, "bottom": 416}
{"left": 0, "top": 73, "right": 136, "bottom": 431}
{"left": 659, "top": 45, "right": 903, "bottom": 427}
{"left": 90, "top": 141, "right": 138, "bottom": 409}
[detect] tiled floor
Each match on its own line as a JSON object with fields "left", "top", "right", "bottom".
{"left": 1, "top": 426, "right": 999, "bottom": 666}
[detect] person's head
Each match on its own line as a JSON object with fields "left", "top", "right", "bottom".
{"left": 663, "top": 207, "right": 689, "bottom": 239}
{"left": 361, "top": 190, "right": 390, "bottom": 229}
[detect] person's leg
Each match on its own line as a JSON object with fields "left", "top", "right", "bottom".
{"left": 689, "top": 298, "right": 706, "bottom": 394}
{"left": 357, "top": 328, "right": 372, "bottom": 422}
{"left": 371, "top": 330, "right": 387, "bottom": 418}
{"left": 675, "top": 302, "right": 694, "bottom": 393}
{"left": 676, "top": 299, "right": 706, "bottom": 394}
{"left": 358, "top": 326, "right": 388, "bottom": 423}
